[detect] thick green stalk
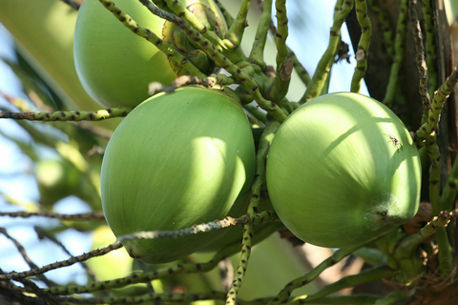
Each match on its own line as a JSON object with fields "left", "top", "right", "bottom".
{"left": 373, "top": 290, "right": 407, "bottom": 305}
{"left": 424, "top": 134, "right": 453, "bottom": 277}
{"left": 46, "top": 245, "right": 237, "bottom": 295}
{"left": 160, "top": 0, "right": 227, "bottom": 49}
{"left": 244, "top": 104, "right": 268, "bottom": 123}
{"left": 214, "top": 0, "right": 234, "bottom": 27}
{"left": 367, "top": 0, "right": 394, "bottom": 57}
{"left": 59, "top": 290, "right": 228, "bottom": 304}
{"left": 416, "top": 69, "right": 458, "bottom": 142}
{"left": 267, "top": 21, "right": 311, "bottom": 97}
{"left": 0, "top": 108, "right": 131, "bottom": 121}
{"left": 410, "top": 1, "right": 431, "bottom": 124}
{"left": 267, "top": 245, "right": 363, "bottom": 305}
{"left": 269, "top": 0, "right": 292, "bottom": 104}
{"left": 383, "top": 0, "right": 408, "bottom": 105}
{"left": 394, "top": 208, "right": 454, "bottom": 278}
{"left": 297, "top": 295, "right": 379, "bottom": 304}
{"left": 225, "top": 0, "right": 250, "bottom": 47}
{"left": 300, "top": 0, "right": 354, "bottom": 103}
{"left": 394, "top": 210, "right": 454, "bottom": 259}
{"left": 421, "top": 0, "right": 438, "bottom": 98}
{"left": 440, "top": 154, "right": 458, "bottom": 211}
{"left": 350, "top": 0, "right": 372, "bottom": 93}
{"left": 290, "top": 50, "right": 312, "bottom": 87}
{"left": 225, "top": 122, "right": 279, "bottom": 305}
{"left": 140, "top": 1, "right": 288, "bottom": 121}
{"left": 426, "top": 136, "right": 441, "bottom": 215}
{"left": 287, "top": 266, "right": 394, "bottom": 304}
{"left": 249, "top": 0, "right": 273, "bottom": 66}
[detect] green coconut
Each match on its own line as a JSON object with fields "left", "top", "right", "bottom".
{"left": 266, "top": 92, "right": 421, "bottom": 248}
{"left": 101, "top": 87, "right": 256, "bottom": 263}
{"left": 73, "top": 0, "right": 176, "bottom": 108}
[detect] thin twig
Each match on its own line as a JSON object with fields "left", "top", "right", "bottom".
{"left": 0, "top": 228, "right": 55, "bottom": 287}
{"left": 0, "top": 108, "right": 131, "bottom": 121}
{"left": 46, "top": 244, "right": 239, "bottom": 295}
{"left": 0, "top": 211, "right": 105, "bottom": 221}
{"left": 34, "top": 227, "right": 97, "bottom": 282}
{"left": 0, "top": 242, "right": 122, "bottom": 281}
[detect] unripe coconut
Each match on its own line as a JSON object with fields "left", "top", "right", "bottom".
{"left": 266, "top": 92, "right": 421, "bottom": 248}
{"left": 74, "top": 0, "right": 175, "bottom": 108}
{"left": 101, "top": 87, "right": 255, "bottom": 263}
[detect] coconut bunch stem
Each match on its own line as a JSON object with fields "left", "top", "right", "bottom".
{"left": 350, "top": 0, "right": 371, "bottom": 93}
{"left": 300, "top": 0, "right": 354, "bottom": 103}
{"left": 98, "top": 0, "right": 205, "bottom": 77}
{"left": 383, "top": 0, "right": 409, "bottom": 106}
{"left": 225, "top": 0, "right": 250, "bottom": 47}
{"left": 0, "top": 108, "right": 131, "bottom": 121}
{"left": 267, "top": 245, "right": 364, "bottom": 305}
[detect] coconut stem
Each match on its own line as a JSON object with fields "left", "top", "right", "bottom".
{"left": 141, "top": 0, "right": 288, "bottom": 122}
{"left": 58, "top": 290, "right": 229, "bottom": 304}
{"left": 416, "top": 69, "right": 458, "bottom": 143}
{"left": 394, "top": 210, "right": 454, "bottom": 259}
{"left": 0, "top": 241, "right": 123, "bottom": 282}
{"left": 287, "top": 265, "right": 394, "bottom": 304}
{"left": 410, "top": 0, "right": 431, "bottom": 124}
{"left": 421, "top": 0, "right": 438, "bottom": 100}
{"left": 98, "top": 0, "right": 205, "bottom": 77}
{"left": 267, "top": 19, "right": 312, "bottom": 89}
{"left": 0, "top": 107, "right": 131, "bottom": 121}
{"left": 268, "top": 0, "right": 293, "bottom": 105}
{"left": 382, "top": 0, "right": 409, "bottom": 106}
{"left": 300, "top": 0, "right": 354, "bottom": 103}
{"left": 214, "top": 0, "right": 234, "bottom": 27}
{"left": 440, "top": 154, "right": 458, "bottom": 211}
{"left": 249, "top": 0, "right": 273, "bottom": 66}
{"left": 225, "top": 0, "right": 250, "bottom": 47}
{"left": 225, "top": 121, "right": 280, "bottom": 305}
{"left": 367, "top": 0, "right": 394, "bottom": 57}
{"left": 350, "top": 0, "right": 372, "bottom": 93}
{"left": 45, "top": 244, "right": 237, "bottom": 295}
{"left": 267, "top": 245, "right": 364, "bottom": 305}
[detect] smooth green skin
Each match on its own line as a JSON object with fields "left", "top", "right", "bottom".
{"left": 0, "top": 0, "right": 102, "bottom": 111}
{"left": 266, "top": 92, "right": 421, "bottom": 248}
{"left": 101, "top": 87, "right": 256, "bottom": 263}
{"left": 74, "top": 0, "right": 176, "bottom": 108}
